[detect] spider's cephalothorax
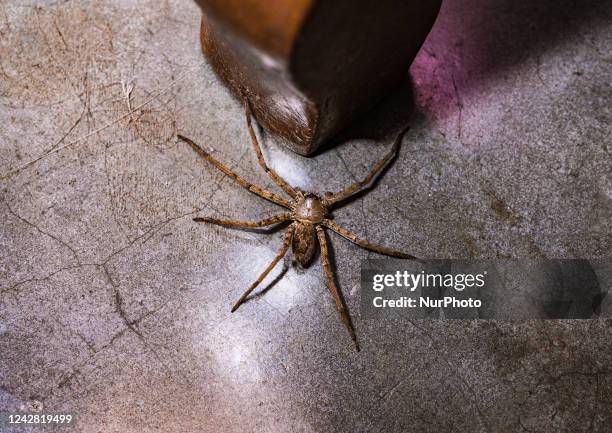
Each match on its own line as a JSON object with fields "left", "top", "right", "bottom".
{"left": 293, "top": 192, "right": 327, "bottom": 224}
{"left": 178, "top": 101, "right": 418, "bottom": 351}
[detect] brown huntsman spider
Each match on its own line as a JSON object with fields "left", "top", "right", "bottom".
{"left": 178, "top": 104, "right": 417, "bottom": 351}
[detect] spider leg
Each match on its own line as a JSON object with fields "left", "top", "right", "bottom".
{"left": 244, "top": 100, "right": 298, "bottom": 199}
{"left": 177, "top": 134, "right": 292, "bottom": 209}
{"left": 315, "top": 225, "right": 360, "bottom": 351}
{"left": 231, "top": 223, "right": 295, "bottom": 312}
{"left": 194, "top": 212, "right": 292, "bottom": 229}
{"left": 325, "top": 125, "right": 410, "bottom": 207}
{"left": 323, "top": 219, "right": 419, "bottom": 261}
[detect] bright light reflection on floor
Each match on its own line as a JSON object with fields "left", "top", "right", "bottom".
{"left": 197, "top": 243, "right": 308, "bottom": 384}
{"left": 266, "top": 144, "right": 312, "bottom": 191}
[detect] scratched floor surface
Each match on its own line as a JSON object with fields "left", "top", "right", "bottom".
{"left": 1, "top": 1, "right": 611, "bottom": 432}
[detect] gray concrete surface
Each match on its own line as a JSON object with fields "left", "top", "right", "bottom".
{"left": 1, "top": 0, "right": 611, "bottom": 432}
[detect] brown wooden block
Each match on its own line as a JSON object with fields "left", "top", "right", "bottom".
{"left": 195, "top": 0, "right": 442, "bottom": 155}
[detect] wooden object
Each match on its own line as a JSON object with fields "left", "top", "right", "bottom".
{"left": 195, "top": 0, "right": 442, "bottom": 155}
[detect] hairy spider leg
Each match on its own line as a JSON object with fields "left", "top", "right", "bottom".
{"left": 177, "top": 134, "right": 291, "bottom": 208}
{"left": 231, "top": 224, "right": 296, "bottom": 313}
{"left": 325, "top": 125, "right": 411, "bottom": 207}
{"left": 316, "top": 226, "right": 360, "bottom": 351}
{"left": 323, "top": 219, "right": 419, "bottom": 261}
{"left": 194, "top": 213, "right": 292, "bottom": 228}
{"left": 244, "top": 100, "right": 298, "bottom": 199}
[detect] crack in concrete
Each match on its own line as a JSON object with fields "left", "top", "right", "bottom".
{"left": 451, "top": 73, "right": 464, "bottom": 142}
{"left": 0, "top": 66, "right": 196, "bottom": 180}
{"left": 334, "top": 147, "right": 371, "bottom": 258}
{"left": 2, "top": 207, "right": 200, "bottom": 297}
{"left": 4, "top": 198, "right": 80, "bottom": 263}
{"left": 2, "top": 263, "right": 93, "bottom": 295}
{"left": 408, "top": 320, "right": 493, "bottom": 433}
{"left": 111, "top": 281, "right": 170, "bottom": 372}
{"left": 53, "top": 287, "right": 178, "bottom": 393}
{"left": 103, "top": 140, "right": 131, "bottom": 243}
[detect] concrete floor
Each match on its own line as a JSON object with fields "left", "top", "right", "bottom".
{"left": 1, "top": 0, "right": 611, "bottom": 432}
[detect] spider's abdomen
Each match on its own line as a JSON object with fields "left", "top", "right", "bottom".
{"left": 292, "top": 222, "right": 316, "bottom": 266}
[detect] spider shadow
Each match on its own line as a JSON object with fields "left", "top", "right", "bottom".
{"left": 201, "top": 219, "right": 292, "bottom": 235}
{"left": 234, "top": 223, "right": 293, "bottom": 304}
{"left": 323, "top": 124, "right": 406, "bottom": 210}
{"left": 245, "top": 264, "right": 289, "bottom": 302}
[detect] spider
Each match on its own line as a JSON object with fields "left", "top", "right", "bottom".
{"left": 178, "top": 102, "right": 418, "bottom": 351}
